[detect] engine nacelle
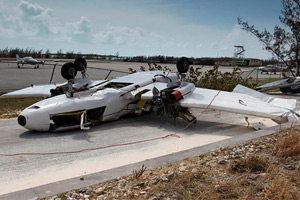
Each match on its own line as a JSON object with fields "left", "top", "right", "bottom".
{"left": 168, "top": 82, "right": 195, "bottom": 103}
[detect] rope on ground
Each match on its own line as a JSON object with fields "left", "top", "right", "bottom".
{"left": 0, "top": 91, "right": 222, "bottom": 156}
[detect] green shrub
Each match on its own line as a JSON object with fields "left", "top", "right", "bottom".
{"left": 130, "top": 62, "right": 257, "bottom": 91}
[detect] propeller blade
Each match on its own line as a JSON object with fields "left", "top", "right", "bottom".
{"left": 152, "top": 87, "right": 160, "bottom": 97}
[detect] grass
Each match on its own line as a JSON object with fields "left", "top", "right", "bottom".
{"left": 273, "top": 128, "right": 300, "bottom": 157}
{"left": 0, "top": 96, "right": 43, "bottom": 118}
{"left": 255, "top": 77, "right": 283, "bottom": 86}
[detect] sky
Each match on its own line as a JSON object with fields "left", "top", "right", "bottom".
{"left": 0, "top": 0, "right": 283, "bottom": 59}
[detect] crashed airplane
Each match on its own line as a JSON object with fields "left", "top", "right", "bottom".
{"left": 2, "top": 57, "right": 298, "bottom": 132}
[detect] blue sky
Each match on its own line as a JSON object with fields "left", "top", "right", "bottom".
{"left": 0, "top": 0, "right": 283, "bottom": 59}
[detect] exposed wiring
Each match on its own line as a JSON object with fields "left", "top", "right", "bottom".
{"left": 0, "top": 91, "right": 222, "bottom": 157}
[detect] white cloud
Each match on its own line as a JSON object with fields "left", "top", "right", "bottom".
{"left": 0, "top": 1, "right": 147, "bottom": 49}
{"left": 18, "top": 0, "right": 54, "bottom": 37}
{"left": 67, "top": 16, "right": 92, "bottom": 42}
{"left": 0, "top": 0, "right": 95, "bottom": 43}
{"left": 94, "top": 25, "right": 145, "bottom": 45}
{"left": 19, "top": 0, "right": 52, "bottom": 19}
{"left": 150, "top": 32, "right": 163, "bottom": 41}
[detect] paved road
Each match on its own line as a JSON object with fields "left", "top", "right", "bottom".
{"left": 0, "top": 61, "right": 283, "bottom": 91}
{"left": 0, "top": 108, "right": 279, "bottom": 195}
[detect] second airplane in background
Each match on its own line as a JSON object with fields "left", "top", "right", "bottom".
{"left": 16, "top": 54, "right": 45, "bottom": 69}
{"left": 0, "top": 54, "right": 57, "bottom": 69}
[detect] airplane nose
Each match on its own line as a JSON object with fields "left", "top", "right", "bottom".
{"left": 18, "top": 115, "right": 26, "bottom": 126}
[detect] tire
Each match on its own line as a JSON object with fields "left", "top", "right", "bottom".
{"left": 176, "top": 57, "right": 190, "bottom": 74}
{"left": 61, "top": 62, "right": 78, "bottom": 80}
{"left": 280, "top": 87, "right": 290, "bottom": 94}
{"left": 74, "top": 57, "right": 87, "bottom": 71}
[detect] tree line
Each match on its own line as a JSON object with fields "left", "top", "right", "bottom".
{"left": 0, "top": 47, "right": 282, "bottom": 66}
{"left": 0, "top": 48, "right": 102, "bottom": 59}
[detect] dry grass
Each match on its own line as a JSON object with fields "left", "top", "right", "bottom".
{"left": 144, "top": 128, "right": 300, "bottom": 199}
{"left": 264, "top": 169, "right": 300, "bottom": 200}
{"left": 273, "top": 128, "right": 300, "bottom": 157}
{"left": 0, "top": 96, "right": 43, "bottom": 118}
{"left": 228, "top": 154, "right": 268, "bottom": 173}
{"left": 133, "top": 164, "right": 147, "bottom": 179}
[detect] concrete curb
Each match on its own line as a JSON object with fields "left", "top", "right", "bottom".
{"left": 1, "top": 121, "right": 298, "bottom": 200}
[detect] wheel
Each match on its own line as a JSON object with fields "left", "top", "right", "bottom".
{"left": 176, "top": 57, "right": 190, "bottom": 74}
{"left": 74, "top": 57, "right": 87, "bottom": 71}
{"left": 61, "top": 62, "right": 78, "bottom": 80}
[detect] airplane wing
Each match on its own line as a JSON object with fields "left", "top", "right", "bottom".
{"left": 233, "top": 84, "right": 296, "bottom": 110}
{"left": 255, "top": 78, "right": 300, "bottom": 93}
{"left": 139, "top": 82, "right": 298, "bottom": 124}
{"left": 0, "top": 60, "right": 18, "bottom": 63}
{"left": 1, "top": 79, "right": 106, "bottom": 97}
{"left": 255, "top": 78, "right": 289, "bottom": 90}
{"left": 178, "top": 86, "right": 298, "bottom": 123}
{"left": 1, "top": 84, "right": 64, "bottom": 97}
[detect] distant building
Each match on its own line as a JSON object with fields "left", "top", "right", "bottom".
{"left": 246, "top": 58, "right": 262, "bottom": 67}
{"left": 218, "top": 58, "right": 261, "bottom": 67}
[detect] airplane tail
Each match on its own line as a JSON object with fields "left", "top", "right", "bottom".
{"left": 16, "top": 54, "right": 21, "bottom": 61}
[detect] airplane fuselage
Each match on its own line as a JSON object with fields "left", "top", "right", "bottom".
{"left": 18, "top": 71, "right": 179, "bottom": 131}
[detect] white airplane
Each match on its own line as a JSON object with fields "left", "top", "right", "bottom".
{"left": 0, "top": 54, "right": 56, "bottom": 68}
{"left": 2, "top": 57, "right": 299, "bottom": 132}
{"left": 16, "top": 54, "right": 45, "bottom": 68}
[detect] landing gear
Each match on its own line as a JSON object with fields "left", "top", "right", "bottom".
{"left": 61, "top": 62, "right": 78, "bottom": 80}
{"left": 176, "top": 57, "right": 190, "bottom": 74}
{"left": 74, "top": 57, "right": 87, "bottom": 78}
{"left": 74, "top": 57, "right": 87, "bottom": 71}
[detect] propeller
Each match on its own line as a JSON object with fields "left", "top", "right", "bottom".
{"left": 152, "top": 87, "right": 165, "bottom": 115}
